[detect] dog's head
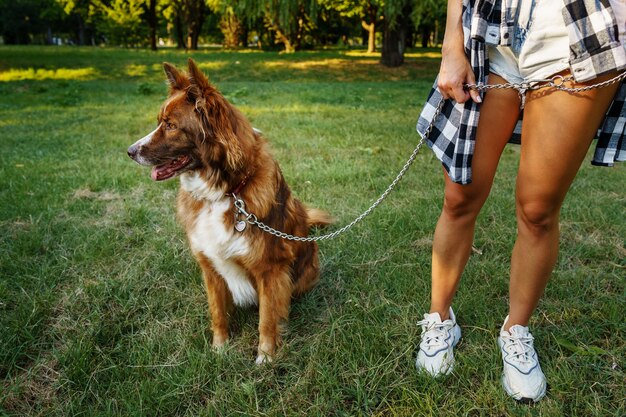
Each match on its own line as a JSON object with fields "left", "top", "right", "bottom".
{"left": 127, "top": 59, "right": 251, "bottom": 181}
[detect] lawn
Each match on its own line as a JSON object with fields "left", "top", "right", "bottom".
{"left": 0, "top": 46, "right": 624, "bottom": 416}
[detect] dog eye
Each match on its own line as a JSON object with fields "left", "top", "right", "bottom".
{"left": 166, "top": 122, "right": 177, "bottom": 130}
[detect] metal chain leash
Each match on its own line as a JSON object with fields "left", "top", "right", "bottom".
{"left": 465, "top": 72, "right": 626, "bottom": 108}
{"left": 231, "top": 98, "right": 447, "bottom": 242}
{"left": 233, "top": 71, "right": 625, "bottom": 242}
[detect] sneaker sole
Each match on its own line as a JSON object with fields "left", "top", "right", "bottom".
{"left": 501, "top": 373, "right": 547, "bottom": 403}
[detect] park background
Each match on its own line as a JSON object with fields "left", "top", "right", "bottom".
{"left": 1, "top": 1, "right": 625, "bottom": 416}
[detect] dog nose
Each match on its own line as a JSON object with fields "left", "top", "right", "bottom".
{"left": 127, "top": 144, "right": 138, "bottom": 159}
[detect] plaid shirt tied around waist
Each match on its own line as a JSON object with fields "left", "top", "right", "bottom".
{"left": 416, "top": 0, "right": 626, "bottom": 185}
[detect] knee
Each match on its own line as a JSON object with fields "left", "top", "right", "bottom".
{"left": 516, "top": 199, "right": 560, "bottom": 235}
{"left": 442, "top": 188, "right": 484, "bottom": 220}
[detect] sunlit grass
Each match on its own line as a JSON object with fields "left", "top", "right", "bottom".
{"left": 124, "top": 64, "right": 148, "bottom": 77}
{"left": 405, "top": 51, "right": 443, "bottom": 59}
{"left": 342, "top": 50, "right": 442, "bottom": 59}
{"left": 343, "top": 50, "right": 382, "bottom": 57}
{"left": 0, "top": 67, "right": 97, "bottom": 81}
{"left": 196, "top": 61, "right": 230, "bottom": 71}
{"left": 262, "top": 58, "right": 379, "bottom": 69}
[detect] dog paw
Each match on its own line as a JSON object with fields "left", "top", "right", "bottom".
{"left": 255, "top": 353, "right": 273, "bottom": 365}
{"left": 211, "top": 335, "right": 229, "bottom": 351}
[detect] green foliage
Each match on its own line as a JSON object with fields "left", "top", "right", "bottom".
{"left": 320, "top": 0, "right": 383, "bottom": 20}
{"left": 238, "top": 0, "right": 320, "bottom": 51}
{"left": 411, "top": 0, "right": 446, "bottom": 28}
{"left": 3, "top": 0, "right": 448, "bottom": 52}
{"left": 383, "top": 0, "right": 410, "bottom": 28}
{"left": 0, "top": 0, "right": 64, "bottom": 44}
{"left": 56, "top": 0, "right": 90, "bottom": 15}
{"left": 94, "top": 0, "right": 148, "bottom": 46}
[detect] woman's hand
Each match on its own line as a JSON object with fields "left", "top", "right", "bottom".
{"left": 437, "top": 0, "right": 481, "bottom": 105}
{"left": 438, "top": 46, "right": 482, "bottom": 104}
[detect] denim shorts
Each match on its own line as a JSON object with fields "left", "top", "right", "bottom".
{"left": 488, "top": 0, "right": 626, "bottom": 84}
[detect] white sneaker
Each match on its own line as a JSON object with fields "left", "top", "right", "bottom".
{"left": 498, "top": 316, "right": 547, "bottom": 402}
{"left": 416, "top": 307, "right": 461, "bottom": 376}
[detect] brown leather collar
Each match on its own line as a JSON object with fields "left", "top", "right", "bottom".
{"left": 227, "top": 172, "right": 251, "bottom": 196}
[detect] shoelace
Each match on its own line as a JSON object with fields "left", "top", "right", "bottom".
{"left": 502, "top": 332, "right": 535, "bottom": 365}
{"left": 417, "top": 319, "right": 450, "bottom": 348}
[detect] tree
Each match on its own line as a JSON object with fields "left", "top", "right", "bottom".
{"left": 313, "top": 5, "right": 355, "bottom": 46}
{"left": 162, "top": 0, "right": 209, "bottom": 49}
{"left": 147, "top": 0, "right": 158, "bottom": 50}
{"left": 56, "top": 0, "right": 97, "bottom": 45}
{"left": 380, "top": 0, "right": 407, "bottom": 66}
{"left": 321, "top": 0, "right": 383, "bottom": 53}
{"left": 163, "top": 0, "right": 185, "bottom": 47}
{"left": 208, "top": 0, "right": 247, "bottom": 48}
{"left": 379, "top": 0, "right": 445, "bottom": 66}
{"left": 185, "top": 0, "right": 207, "bottom": 49}
{"left": 412, "top": 0, "right": 445, "bottom": 47}
{"left": 239, "top": 0, "right": 318, "bottom": 52}
{"left": 94, "top": 0, "right": 147, "bottom": 46}
{"left": 0, "top": 0, "right": 64, "bottom": 44}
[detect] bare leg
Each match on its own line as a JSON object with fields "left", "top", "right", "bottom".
{"left": 430, "top": 73, "right": 520, "bottom": 319}
{"left": 505, "top": 72, "right": 620, "bottom": 329}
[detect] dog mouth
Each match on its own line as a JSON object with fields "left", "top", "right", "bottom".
{"left": 151, "top": 155, "right": 193, "bottom": 181}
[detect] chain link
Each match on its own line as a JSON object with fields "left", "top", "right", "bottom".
{"left": 466, "top": 72, "right": 626, "bottom": 94}
{"left": 234, "top": 71, "right": 625, "bottom": 242}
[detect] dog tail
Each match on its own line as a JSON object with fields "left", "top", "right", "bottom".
{"left": 306, "top": 207, "right": 334, "bottom": 229}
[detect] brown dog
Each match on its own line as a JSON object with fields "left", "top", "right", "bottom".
{"left": 127, "top": 59, "right": 331, "bottom": 363}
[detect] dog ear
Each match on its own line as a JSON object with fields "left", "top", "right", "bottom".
{"left": 163, "top": 62, "right": 188, "bottom": 92}
{"left": 187, "top": 59, "right": 247, "bottom": 172}
{"left": 207, "top": 99, "right": 246, "bottom": 172}
{"left": 187, "top": 58, "right": 212, "bottom": 102}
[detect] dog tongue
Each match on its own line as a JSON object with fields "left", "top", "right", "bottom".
{"left": 151, "top": 166, "right": 168, "bottom": 181}
{"left": 151, "top": 156, "right": 189, "bottom": 181}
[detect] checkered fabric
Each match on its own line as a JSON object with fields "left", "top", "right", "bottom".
{"left": 417, "top": 0, "right": 626, "bottom": 185}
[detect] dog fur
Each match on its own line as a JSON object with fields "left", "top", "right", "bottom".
{"left": 127, "top": 59, "right": 331, "bottom": 364}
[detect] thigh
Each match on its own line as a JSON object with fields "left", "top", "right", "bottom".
{"left": 517, "top": 72, "right": 621, "bottom": 208}
{"left": 443, "top": 73, "right": 520, "bottom": 205}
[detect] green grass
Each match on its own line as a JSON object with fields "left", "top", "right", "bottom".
{"left": 0, "top": 46, "right": 624, "bottom": 416}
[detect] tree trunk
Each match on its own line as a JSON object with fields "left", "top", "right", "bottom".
{"left": 405, "top": 24, "right": 414, "bottom": 49}
{"left": 267, "top": 17, "right": 295, "bottom": 53}
{"left": 241, "top": 22, "right": 249, "bottom": 47}
{"left": 381, "top": 18, "right": 406, "bottom": 67}
{"left": 77, "top": 15, "right": 85, "bottom": 46}
{"left": 361, "top": 20, "right": 375, "bottom": 53}
{"left": 294, "top": 16, "right": 304, "bottom": 50}
{"left": 148, "top": 0, "right": 157, "bottom": 51}
{"left": 276, "top": 28, "right": 294, "bottom": 52}
{"left": 175, "top": 12, "right": 185, "bottom": 48}
{"left": 186, "top": 1, "right": 205, "bottom": 50}
{"left": 421, "top": 26, "right": 429, "bottom": 48}
{"left": 188, "top": 26, "right": 198, "bottom": 49}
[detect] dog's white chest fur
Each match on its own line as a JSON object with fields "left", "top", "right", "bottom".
{"left": 181, "top": 173, "right": 257, "bottom": 307}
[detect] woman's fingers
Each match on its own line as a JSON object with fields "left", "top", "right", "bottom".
{"left": 437, "top": 53, "right": 482, "bottom": 104}
{"left": 465, "top": 71, "right": 482, "bottom": 104}
{"left": 438, "top": 78, "right": 470, "bottom": 103}
{"left": 439, "top": 77, "right": 482, "bottom": 104}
